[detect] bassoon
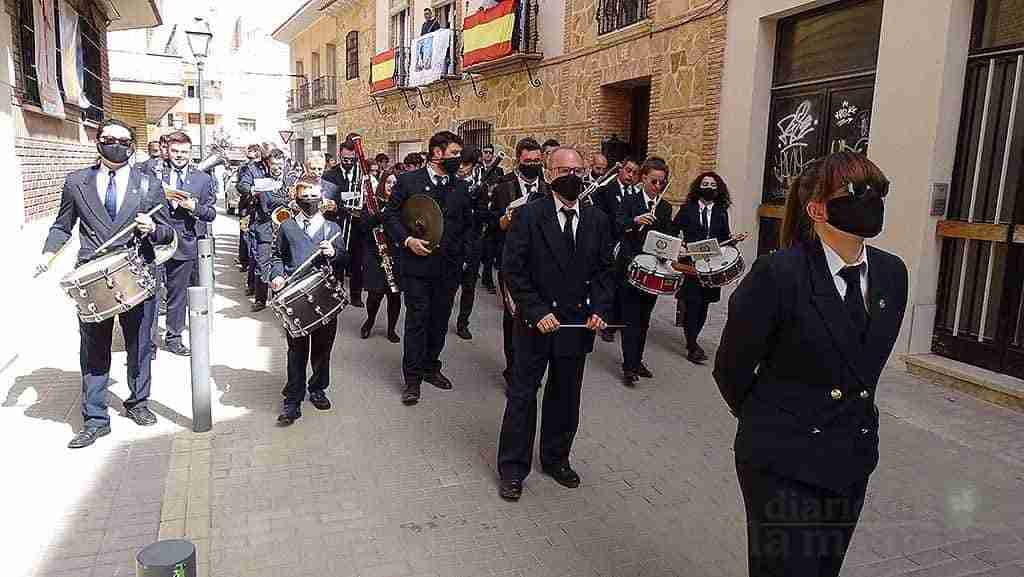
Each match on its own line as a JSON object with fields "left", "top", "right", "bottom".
{"left": 351, "top": 136, "right": 400, "bottom": 294}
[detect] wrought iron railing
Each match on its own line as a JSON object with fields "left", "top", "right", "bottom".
{"left": 597, "top": 0, "right": 649, "bottom": 35}
{"left": 311, "top": 75, "right": 337, "bottom": 107}
{"left": 288, "top": 81, "right": 310, "bottom": 113}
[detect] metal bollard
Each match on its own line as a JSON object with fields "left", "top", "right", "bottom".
{"left": 188, "top": 287, "right": 212, "bottom": 433}
{"left": 198, "top": 238, "right": 214, "bottom": 333}
{"left": 136, "top": 539, "right": 196, "bottom": 576}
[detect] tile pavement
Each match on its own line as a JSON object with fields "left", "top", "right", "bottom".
{"left": 2, "top": 214, "right": 1023, "bottom": 577}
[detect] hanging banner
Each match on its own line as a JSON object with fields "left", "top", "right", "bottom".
{"left": 463, "top": 0, "right": 517, "bottom": 68}
{"left": 371, "top": 48, "right": 397, "bottom": 93}
{"left": 59, "top": 0, "right": 84, "bottom": 107}
{"left": 34, "top": 0, "right": 64, "bottom": 118}
{"left": 409, "top": 28, "right": 452, "bottom": 87}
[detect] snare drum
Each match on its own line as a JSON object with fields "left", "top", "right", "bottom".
{"left": 693, "top": 245, "right": 745, "bottom": 288}
{"left": 627, "top": 254, "right": 682, "bottom": 296}
{"left": 60, "top": 248, "right": 156, "bottom": 323}
{"left": 270, "top": 269, "right": 348, "bottom": 338}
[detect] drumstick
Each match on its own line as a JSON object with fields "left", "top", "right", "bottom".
{"left": 93, "top": 205, "right": 163, "bottom": 257}
{"left": 557, "top": 324, "right": 627, "bottom": 329}
{"left": 279, "top": 231, "right": 342, "bottom": 291}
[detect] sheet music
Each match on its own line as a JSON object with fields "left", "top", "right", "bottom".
{"left": 253, "top": 178, "right": 281, "bottom": 193}
{"left": 643, "top": 231, "right": 681, "bottom": 260}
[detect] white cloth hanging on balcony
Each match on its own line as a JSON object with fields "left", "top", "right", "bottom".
{"left": 409, "top": 28, "right": 453, "bottom": 88}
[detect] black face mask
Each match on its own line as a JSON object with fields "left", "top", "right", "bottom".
{"left": 826, "top": 195, "right": 885, "bottom": 238}
{"left": 551, "top": 174, "right": 585, "bottom": 202}
{"left": 297, "top": 199, "right": 321, "bottom": 217}
{"left": 699, "top": 187, "right": 717, "bottom": 201}
{"left": 441, "top": 157, "right": 462, "bottom": 176}
{"left": 98, "top": 142, "right": 133, "bottom": 165}
{"left": 340, "top": 158, "right": 355, "bottom": 169}
{"left": 519, "top": 164, "right": 542, "bottom": 180}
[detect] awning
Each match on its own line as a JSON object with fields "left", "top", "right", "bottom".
{"left": 100, "top": 0, "right": 162, "bottom": 31}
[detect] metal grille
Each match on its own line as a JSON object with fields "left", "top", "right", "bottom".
{"left": 597, "top": 0, "right": 649, "bottom": 36}
{"left": 458, "top": 119, "right": 494, "bottom": 150}
{"left": 346, "top": 32, "right": 359, "bottom": 80}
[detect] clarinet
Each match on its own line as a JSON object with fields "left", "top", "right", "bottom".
{"left": 351, "top": 137, "right": 399, "bottom": 294}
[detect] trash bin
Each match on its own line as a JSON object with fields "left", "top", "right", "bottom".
{"left": 136, "top": 539, "right": 196, "bottom": 577}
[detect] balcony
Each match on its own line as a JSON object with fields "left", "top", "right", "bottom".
{"left": 461, "top": 0, "right": 541, "bottom": 75}
{"left": 287, "top": 81, "right": 310, "bottom": 114}
{"left": 369, "top": 46, "right": 411, "bottom": 96}
{"left": 597, "top": 0, "right": 649, "bottom": 36}
{"left": 310, "top": 75, "right": 337, "bottom": 107}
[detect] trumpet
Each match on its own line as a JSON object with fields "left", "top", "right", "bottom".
{"left": 196, "top": 148, "right": 227, "bottom": 173}
{"left": 271, "top": 203, "right": 296, "bottom": 245}
{"left": 579, "top": 162, "right": 623, "bottom": 207}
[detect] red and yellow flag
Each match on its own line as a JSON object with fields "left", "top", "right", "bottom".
{"left": 371, "top": 48, "right": 396, "bottom": 92}
{"left": 463, "top": 0, "right": 518, "bottom": 68}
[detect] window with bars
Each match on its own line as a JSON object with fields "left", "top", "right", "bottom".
{"left": 457, "top": 119, "right": 494, "bottom": 151}
{"left": 238, "top": 118, "right": 256, "bottom": 133}
{"left": 345, "top": 31, "right": 359, "bottom": 80}
{"left": 434, "top": 2, "right": 454, "bottom": 29}
{"left": 19, "top": 0, "right": 39, "bottom": 104}
{"left": 390, "top": 8, "right": 411, "bottom": 48}
{"left": 597, "top": 0, "right": 649, "bottom": 36}
{"left": 80, "top": 12, "right": 103, "bottom": 121}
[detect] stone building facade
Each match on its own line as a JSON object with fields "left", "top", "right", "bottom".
{"left": 314, "top": 0, "right": 727, "bottom": 203}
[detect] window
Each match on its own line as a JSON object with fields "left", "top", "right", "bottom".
{"left": 80, "top": 13, "right": 103, "bottom": 121}
{"left": 312, "top": 136, "right": 321, "bottom": 151}
{"left": 458, "top": 119, "right": 493, "bottom": 150}
{"left": 326, "top": 43, "right": 337, "bottom": 78}
{"left": 295, "top": 60, "right": 304, "bottom": 85}
{"left": 773, "top": 0, "right": 883, "bottom": 87}
{"left": 973, "top": 0, "right": 1024, "bottom": 51}
{"left": 294, "top": 138, "right": 305, "bottom": 165}
{"left": 186, "top": 83, "right": 196, "bottom": 98}
{"left": 188, "top": 113, "right": 217, "bottom": 125}
{"left": 598, "top": 0, "right": 650, "bottom": 35}
{"left": 19, "top": 0, "right": 39, "bottom": 104}
{"left": 238, "top": 118, "right": 256, "bottom": 133}
{"left": 311, "top": 50, "right": 321, "bottom": 79}
{"left": 345, "top": 31, "right": 359, "bottom": 80}
{"left": 434, "top": 2, "right": 454, "bottom": 29}
{"left": 390, "top": 8, "right": 411, "bottom": 48}
{"left": 53, "top": 0, "right": 64, "bottom": 96}
{"left": 326, "top": 134, "right": 338, "bottom": 156}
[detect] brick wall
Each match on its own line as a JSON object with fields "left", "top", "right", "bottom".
{"left": 110, "top": 93, "right": 149, "bottom": 148}
{"left": 18, "top": 137, "right": 98, "bottom": 220}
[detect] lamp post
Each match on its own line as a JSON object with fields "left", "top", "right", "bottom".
{"left": 185, "top": 18, "right": 213, "bottom": 159}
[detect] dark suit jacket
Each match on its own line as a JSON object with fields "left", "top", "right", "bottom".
{"left": 44, "top": 165, "right": 173, "bottom": 265}
{"left": 615, "top": 193, "right": 680, "bottom": 275}
{"left": 679, "top": 201, "right": 733, "bottom": 302}
{"left": 382, "top": 167, "right": 474, "bottom": 280}
{"left": 490, "top": 172, "right": 547, "bottom": 252}
{"left": 713, "top": 240, "right": 908, "bottom": 493}
{"left": 269, "top": 217, "right": 349, "bottom": 282}
{"left": 593, "top": 178, "right": 635, "bottom": 238}
{"left": 502, "top": 196, "right": 615, "bottom": 358}
{"left": 235, "top": 161, "right": 258, "bottom": 214}
{"left": 421, "top": 19, "right": 441, "bottom": 35}
{"left": 161, "top": 165, "right": 217, "bottom": 261}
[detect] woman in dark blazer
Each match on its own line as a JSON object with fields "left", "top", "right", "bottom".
{"left": 714, "top": 151, "right": 907, "bottom": 577}
{"left": 359, "top": 167, "right": 403, "bottom": 342}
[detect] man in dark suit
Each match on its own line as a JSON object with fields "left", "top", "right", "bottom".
{"left": 421, "top": 7, "right": 441, "bottom": 34}
{"left": 490, "top": 138, "right": 546, "bottom": 386}
{"left": 714, "top": 152, "right": 906, "bottom": 577}
{"left": 496, "top": 146, "right": 615, "bottom": 501}
{"left": 478, "top": 143, "right": 505, "bottom": 293}
{"left": 383, "top": 130, "right": 474, "bottom": 405}
{"left": 679, "top": 172, "right": 737, "bottom": 363}
{"left": 454, "top": 146, "right": 484, "bottom": 340}
{"left": 159, "top": 131, "right": 217, "bottom": 356}
{"left": 323, "top": 139, "right": 366, "bottom": 307}
{"left": 615, "top": 157, "right": 675, "bottom": 386}
{"left": 37, "top": 119, "right": 174, "bottom": 449}
{"left": 592, "top": 158, "right": 639, "bottom": 343}
{"left": 138, "top": 135, "right": 168, "bottom": 177}
{"left": 304, "top": 151, "right": 338, "bottom": 209}
{"left": 236, "top": 144, "right": 263, "bottom": 274}
{"left": 240, "top": 147, "right": 292, "bottom": 312}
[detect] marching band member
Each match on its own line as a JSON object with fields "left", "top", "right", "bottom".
{"left": 715, "top": 152, "right": 906, "bottom": 577}
{"left": 490, "top": 138, "right": 547, "bottom": 386}
{"left": 303, "top": 151, "right": 338, "bottom": 208}
{"left": 236, "top": 144, "right": 262, "bottom": 275}
{"left": 593, "top": 158, "right": 640, "bottom": 343}
{"left": 455, "top": 147, "right": 484, "bottom": 340}
{"left": 496, "top": 146, "right": 614, "bottom": 501}
{"left": 615, "top": 157, "right": 676, "bottom": 386}
{"left": 479, "top": 144, "right": 505, "bottom": 293}
{"left": 240, "top": 147, "right": 292, "bottom": 312}
{"left": 360, "top": 167, "right": 403, "bottom": 342}
{"left": 584, "top": 152, "right": 608, "bottom": 187}
{"left": 36, "top": 119, "right": 173, "bottom": 448}
{"left": 269, "top": 178, "right": 349, "bottom": 425}
{"left": 324, "top": 140, "right": 366, "bottom": 308}
{"left": 139, "top": 134, "right": 168, "bottom": 175}
{"left": 160, "top": 131, "right": 217, "bottom": 357}
{"left": 679, "top": 171, "right": 742, "bottom": 363}
{"left": 383, "top": 131, "right": 475, "bottom": 405}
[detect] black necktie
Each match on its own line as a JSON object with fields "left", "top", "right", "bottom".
{"left": 838, "top": 264, "right": 869, "bottom": 340}
{"left": 175, "top": 169, "right": 185, "bottom": 190}
{"left": 103, "top": 170, "right": 118, "bottom": 220}
{"left": 525, "top": 183, "right": 534, "bottom": 197}
{"left": 435, "top": 175, "right": 448, "bottom": 188}
{"left": 702, "top": 207, "right": 710, "bottom": 237}
{"left": 561, "top": 207, "right": 576, "bottom": 254}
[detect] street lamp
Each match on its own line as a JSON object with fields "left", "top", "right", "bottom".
{"left": 185, "top": 17, "right": 213, "bottom": 159}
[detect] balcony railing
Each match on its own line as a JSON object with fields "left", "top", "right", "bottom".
{"left": 288, "top": 81, "right": 310, "bottom": 114}
{"left": 461, "top": 0, "right": 541, "bottom": 73}
{"left": 311, "top": 75, "right": 337, "bottom": 107}
{"left": 597, "top": 0, "right": 649, "bottom": 35}
{"left": 370, "top": 46, "right": 411, "bottom": 94}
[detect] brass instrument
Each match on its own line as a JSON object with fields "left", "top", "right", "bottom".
{"left": 196, "top": 148, "right": 227, "bottom": 173}
{"left": 579, "top": 162, "right": 623, "bottom": 207}
{"left": 352, "top": 136, "right": 399, "bottom": 293}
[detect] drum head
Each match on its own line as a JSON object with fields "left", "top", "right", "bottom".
{"left": 632, "top": 254, "right": 659, "bottom": 269}
{"left": 274, "top": 270, "right": 326, "bottom": 300}
{"left": 63, "top": 250, "right": 133, "bottom": 283}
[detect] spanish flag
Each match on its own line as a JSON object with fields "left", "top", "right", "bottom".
{"left": 463, "top": 0, "right": 518, "bottom": 68}
{"left": 371, "top": 48, "right": 397, "bottom": 92}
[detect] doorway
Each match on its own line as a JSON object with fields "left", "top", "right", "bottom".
{"left": 599, "top": 78, "right": 651, "bottom": 164}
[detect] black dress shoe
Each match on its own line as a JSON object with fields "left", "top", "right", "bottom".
{"left": 636, "top": 363, "right": 653, "bottom": 378}
{"left": 456, "top": 326, "right": 472, "bottom": 340}
{"left": 68, "top": 425, "right": 111, "bottom": 449}
{"left": 360, "top": 321, "right": 372, "bottom": 339}
{"left": 600, "top": 329, "right": 615, "bottom": 343}
{"left": 125, "top": 406, "right": 157, "bottom": 426}
{"left": 166, "top": 341, "right": 191, "bottom": 357}
{"left": 622, "top": 371, "right": 638, "bottom": 388}
{"left": 245, "top": 287, "right": 256, "bottom": 297}
{"left": 424, "top": 371, "right": 452, "bottom": 390}
{"left": 277, "top": 406, "right": 301, "bottom": 425}
{"left": 309, "top": 391, "right": 331, "bottom": 410}
{"left": 687, "top": 345, "right": 708, "bottom": 364}
{"left": 401, "top": 384, "right": 420, "bottom": 405}
{"left": 498, "top": 479, "right": 523, "bottom": 501}
{"left": 251, "top": 302, "right": 267, "bottom": 312}
{"left": 387, "top": 331, "right": 401, "bottom": 343}
{"left": 542, "top": 464, "right": 581, "bottom": 488}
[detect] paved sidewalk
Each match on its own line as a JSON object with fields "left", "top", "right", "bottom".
{"left": 2, "top": 213, "right": 1023, "bottom": 577}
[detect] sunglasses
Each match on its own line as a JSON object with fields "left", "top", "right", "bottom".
{"left": 843, "top": 180, "right": 890, "bottom": 200}
{"left": 99, "top": 137, "right": 133, "bottom": 146}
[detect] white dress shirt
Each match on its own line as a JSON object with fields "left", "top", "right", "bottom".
{"left": 821, "top": 240, "right": 869, "bottom": 306}
{"left": 294, "top": 212, "right": 325, "bottom": 239}
{"left": 553, "top": 194, "right": 580, "bottom": 236}
{"left": 96, "top": 163, "right": 131, "bottom": 214}
{"left": 516, "top": 173, "right": 539, "bottom": 199}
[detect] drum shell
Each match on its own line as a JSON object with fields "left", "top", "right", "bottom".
{"left": 694, "top": 246, "right": 746, "bottom": 288}
{"left": 270, "top": 270, "right": 348, "bottom": 338}
{"left": 60, "top": 250, "right": 155, "bottom": 323}
{"left": 627, "top": 254, "right": 682, "bottom": 296}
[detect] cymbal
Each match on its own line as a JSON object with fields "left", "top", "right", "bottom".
{"left": 401, "top": 194, "right": 444, "bottom": 248}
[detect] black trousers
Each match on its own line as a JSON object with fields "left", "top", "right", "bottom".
{"left": 365, "top": 290, "right": 401, "bottom": 333}
{"left": 480, "top": 234, "right": 496, "bottom": 287}
{"left": 164, "top": 257, "right": 198, "bottom": 344}
{"left": 401, "top": 275, "right": 458, "bottom": 385}
{"left": 238, "top": 230, "right": 249, "bottom": 266}
{"left": 498, "top": 335, "right": 586, "bottom": 481}
{"left": 619, "top": 283, "right": 657, "bottom": 371}
{"left": 254, "top": 224, "right": 272, "bottom": 304}
{"left": 683, "top": 280, "right": 711, "bottom": 349}
{"left": 457, "top": 236, "right": 483, "bottom": 328}
{"left": 502, "top": 307, "right": 516, "bottom": 381}
{"left": 348, "top": 231, "right": 365, "bottom": 302}
{"left": 736, "top": 460, "right": 868, "bottom": 577}
{"left": 283, "top": 316, "right": 339, "bottom": 407}
{"left": 79, "top": 298, "right": 155, "bottom": 427}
